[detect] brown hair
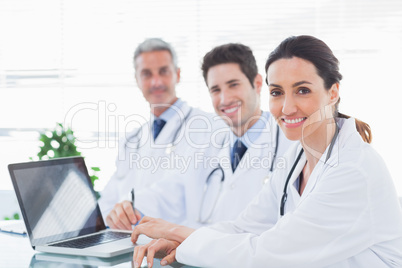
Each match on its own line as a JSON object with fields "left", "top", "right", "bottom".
{"left": 202, "top": 43, "right": 258, "bottom": 88}
{"left": 265, "top": 35, "right": 372, "bottom": 143}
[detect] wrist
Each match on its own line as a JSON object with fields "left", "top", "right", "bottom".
{"left": 168, "top": 225, "right": 195, "bottom": 243}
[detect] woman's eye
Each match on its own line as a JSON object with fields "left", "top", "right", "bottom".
{"left": 298, "top": 87, "right": 311, "bottom": 94}
{"left": 270, "top": 90, "right": 282, "bottom": 96}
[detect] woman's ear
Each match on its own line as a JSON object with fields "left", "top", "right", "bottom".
{"left": 324, "top": 83, "right": 340, "bottom": 120}
{"left": 329, "top": 83, "right": 340, "bottom": 105}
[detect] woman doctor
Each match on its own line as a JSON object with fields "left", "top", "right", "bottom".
{"left": 130, "top": 35, "right": 402, "bottom": 268}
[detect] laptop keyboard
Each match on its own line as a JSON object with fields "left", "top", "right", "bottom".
{"left": 49, "top": 231, "right": 131, "bottom": 249}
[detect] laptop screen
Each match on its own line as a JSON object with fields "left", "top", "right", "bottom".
{"left": 9, "top": 157, "right": 105, "bottom": 247}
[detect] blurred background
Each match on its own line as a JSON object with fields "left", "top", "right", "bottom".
{"left": 1, "top": 0, "right": 402, "bottom": 219}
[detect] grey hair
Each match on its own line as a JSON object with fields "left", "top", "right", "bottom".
{"left": 133, "top": 38, "right": 178, "bottom": 69}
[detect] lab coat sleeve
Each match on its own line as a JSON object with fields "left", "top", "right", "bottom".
{"left": 98, "top": 172, "right": 120, "bottom": 218}
{"left": 176, "top": 146, "right": 398, "bottom": 268}
{"left": 98, "top": 134, "right": 132, "bottom": 219}
{"left": 98, "top": 159, "right": 125, "bottom": 219}
{"left": 135, "top": 173, "right": 186, "bottom": 224}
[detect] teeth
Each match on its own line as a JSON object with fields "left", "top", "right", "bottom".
{"left": 224, "top": 106, "right": 239, "bottom": 113}
{"left": 284, "top": 117, "right": 305, "bottom": 124}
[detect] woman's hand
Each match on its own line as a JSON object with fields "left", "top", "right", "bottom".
{"left": 131, "top": 216, "right": 195, "bottom": 244}
{"left": 133, "top": 238, "right": 180, "bottom": 268}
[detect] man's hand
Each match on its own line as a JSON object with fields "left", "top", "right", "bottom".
{"left": 106, "top": 200, "right": 142, "bottom": 230}
{"left": 133, "top": 238, "right": 180, "bottom": 268}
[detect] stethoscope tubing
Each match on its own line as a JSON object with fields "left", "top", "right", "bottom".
{"left": 124, "top": 108, "right": 193, "bottom": 150}
{"left": 198, "top": 166, "right": 225, "bottom": 224}
{"left": 198, "top": 125, "right": 280, "bottom": 224}
{"left": 279, "top": 122, "right": 340, "bottom": 216}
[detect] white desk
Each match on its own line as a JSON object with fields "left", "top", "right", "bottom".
{"left": 0, "top": 228, "right": 36, "bottom": 268}
{"left": 0, "top": 222, "right": 193, "bottom": 268}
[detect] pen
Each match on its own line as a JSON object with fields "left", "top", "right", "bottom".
{"left": 131, "top": 188, "right": 135, "bottom": 210}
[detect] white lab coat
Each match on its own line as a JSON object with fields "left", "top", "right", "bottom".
{"left": 176, "top": 118, "right": 402, "bottom": 268}
{"left": 135, "top": 113, "right": 295, "bottom": 228}
{"left": 98, "top": 101, "right": 224, "bottom": 218}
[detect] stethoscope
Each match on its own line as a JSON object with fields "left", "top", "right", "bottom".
{"left": 280, "top": 122, "right": 339, "bottom": 216}
{"left": 197, "top": 165, "right": 225, "bottom": 224}
{"left": 262, "top": 125, "right": 280, "bottom": 185}
{"left": 124, "top": 108, "right": 193, "bottom": 154}
{"left": 197, "top": 125, "right": 280, "bottom": 224}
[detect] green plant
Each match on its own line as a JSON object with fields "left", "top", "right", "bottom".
{"left": 4, "top": 213, "right": 20, "bottom": 221}
{"left": 90, "top": 167, "right": 101, "bottom": 199}
{"left": 32, "top": 123, "right": 101, "bottom": 198}
{"left": 35, "top": 123, "right": 81, "bottom": 160}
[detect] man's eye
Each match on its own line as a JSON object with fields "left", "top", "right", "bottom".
{"left": 229, "top": 83, "right": 239, "bottom": 88}
{"left": 160, "top": 68, "right": 169, "bottom": 75}
{"left": 141, "top": 72, "right": 151, "bottom": 78}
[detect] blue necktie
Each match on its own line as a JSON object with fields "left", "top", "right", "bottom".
{"left": 231, "top": 139, "right": 248, "bottom": 172}
{"left": 152, "top": 119, "right": 166, "bottom": 140}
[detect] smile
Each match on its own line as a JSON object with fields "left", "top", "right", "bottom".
{"left": 150, "top": 86, "right": 167, "bottom": 94}
{"left": 282, "top": 117, "right": 307, "bottom": 124}
{"left": 221, "top": 102, "right": 241, "bottom": 114}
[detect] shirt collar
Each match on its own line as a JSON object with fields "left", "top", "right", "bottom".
{"left": 230, "top": 111, "right": 271, "bottom": 149}
{"left": 151, "top": 98, "right": 184, "bottom": 122}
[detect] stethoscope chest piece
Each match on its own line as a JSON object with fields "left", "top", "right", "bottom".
{"left": 262, "top": 174, "right": 270, "bottom": 185}
{"left": 165, "top": 144, "right": 176, "bottom": 154}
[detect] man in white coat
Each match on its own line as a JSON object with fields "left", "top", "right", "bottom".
{"left": 98, "top": 38, "right": 223, "bottom": 225}
{"left": 105, "top": 43, "right": 294, "bottom": 230}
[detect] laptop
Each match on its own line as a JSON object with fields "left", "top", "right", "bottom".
{"left": 8, "top": 156, "right": 140, "bottom": 258}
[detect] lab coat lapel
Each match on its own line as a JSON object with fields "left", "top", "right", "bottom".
{"left": 246, "top": 137, "right": 270, "bottom": 162}
{"left": 299, "top": 137, "right": 340, "bottom": 202}
{"left": 218, "top": 145, "right": 232, "bottom": 183}
{"left": 154, "top": 102, "right": 191, "bottom": 146}
{"left": 298, "top": 160, "right": 323, "bottom": 203}
{"left": 288, "top": 149, "right": 307, "bottom": 208}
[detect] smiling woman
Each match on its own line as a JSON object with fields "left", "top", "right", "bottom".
{"left": 265, "top": 35, "right": 372, "bottom": 196}
{"left": 266, "top": 36, "right": 371, "bottom": 148}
